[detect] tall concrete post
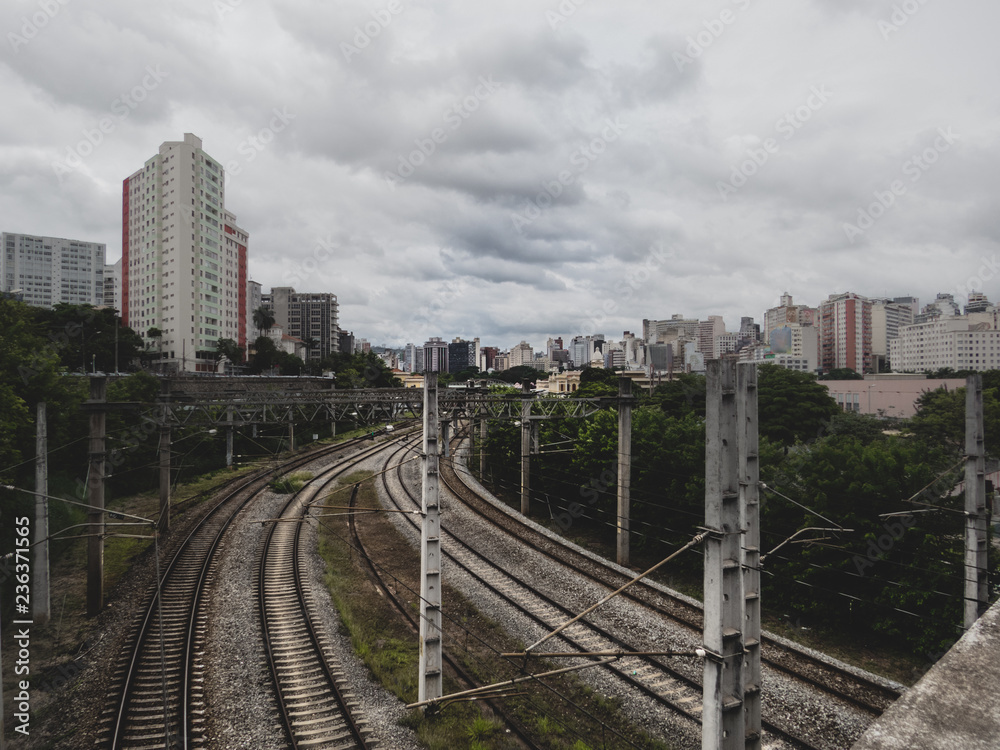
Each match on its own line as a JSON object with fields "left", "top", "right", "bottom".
{"left": 418, "top": 377, "right": 443, "bottom": 704}
{"left": 520, "top": 393, "right": 532, "bottom": 516}
{"left": 33, "top": 402, "right": 50, "bottom": 623}
{"left": 617, "top": 377, "right": 633, "bottom": 567}
{"left": 87, "top": 376, "right": 107, "bottom": 617}
{"left": 441, "top": 418, "right": 451, "bottom": 458}
{"left": 702, "top": 359, "right": 744, "bottom": 750}
{"left": 479, "top": 418, "right": 487, "bottom": 477}
{"left": 965, "top": 374, "right": 988, "bottom": 629}
{"left": 288, "top": 412, "right": 296, "bottom": 452}
{"left": 738, "top": 363, "right": 761, "bottom": 748}
{"left": 158, "top": 381, "right": 171, "bottom": 533}
{"left": 226, "top": 404, "right": 234, "bottom": 467}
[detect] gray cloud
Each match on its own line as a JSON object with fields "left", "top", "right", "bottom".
{"left": 1, "top": 0, "right": 998, "bottom": 351}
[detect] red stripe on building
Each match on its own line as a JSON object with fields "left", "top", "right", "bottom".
{"left": 845, "top": 298, "right": 856, "bottom": 372}
{"left": 238, "top": 245, "right": 247, "bottom": 349}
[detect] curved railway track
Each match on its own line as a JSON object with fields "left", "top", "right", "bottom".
{"left": 259, "top": 461, "right": 381, "bottom": 749}
{"left": 374, "top": 433, "right": 900, "bottom": 750}
{"left": 440, "top": 433, "right": 903, "bottom": 715}
{"left": 99, "top": 432, "right": 395, "bottom": 749}
{"left": 343, "top": 477, "right": 549, "bottom": 750}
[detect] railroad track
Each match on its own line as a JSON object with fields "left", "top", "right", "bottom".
{"left": 440, "top": 433, "right": 903, "bottom": 716}
{"left": 343, "top": 469, "right": 550, "bottom": 750}
{"left": 98, "top": 432, "right": 390, "bottom": 749}
{"left": 376, "top": 434, "right": 896, "bottom": 749}
{"left": 259, "top": 467, "right": 376, "bottom": 749}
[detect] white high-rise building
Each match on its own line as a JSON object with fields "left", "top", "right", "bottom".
{"left": 123, "top": 134, "right": 249, "bottom": 373}
{"left": 102, "top": 258, "right": 122, "bottom": 312}
{"left": 2, "top": 232, "right": 105, "bottom": 307}
{"left": 891, "top": 314, "right": 1000, "bottom": 372}
{"left": 871, "top": 297, "right": 916, "bottom": 360}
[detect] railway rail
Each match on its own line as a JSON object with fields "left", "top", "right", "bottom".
{"left": 442, "top": 434, "right": 903, "bottom": 716}
{"left": 98, "top": 432, "right": 391, "bottom": 749}
{"left": 373, "top": 433, "right": 901, "bottom": 749}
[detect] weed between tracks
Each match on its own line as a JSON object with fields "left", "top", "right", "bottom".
{"left": 317, "top": 471, "right": 676, "bottom": 750}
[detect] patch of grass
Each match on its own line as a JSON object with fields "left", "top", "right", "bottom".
{"left": 468, "top": 716, "right": 501, "bottom": 742}
{"left": 269, "top": 471, "right": 313, "bottom": 494}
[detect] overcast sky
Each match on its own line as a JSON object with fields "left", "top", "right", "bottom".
{"left": 3, "top": 0, "right": 998, "bottom": 351}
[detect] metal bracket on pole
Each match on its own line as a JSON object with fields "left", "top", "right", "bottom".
{"left": 965, "top": 374, "right": 989, "bottom": 629}
{"left": 419, "top": 376, "right": 443, "bottom": 705}
{"left": 703, "top": 359, "right": 744, "bottom": 750}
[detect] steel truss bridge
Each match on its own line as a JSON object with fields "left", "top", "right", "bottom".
{"left": 133, "top": 379, "right": 630, "bottom": 429}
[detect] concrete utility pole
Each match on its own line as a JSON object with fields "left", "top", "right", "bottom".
{"left": 617, "top": 377, "right": 633, "bottom": 567}
{"left": 702, "top": 359, "right": 744, "bottom": 750}
{"left": 479, "top": 418, "right": 487, "bottom": 477}
{"left": 87, "top": 376, "right": 107, "bottom": 617}
{"left": 738, "top": 363, "right": 761, "bottom": 748}
{"left": 520, "top": 387, "right": 532, "bottom": 515}
{"left": 226, "top": 404, "right": 234, "bottom": 467}
{"left": 33, "top": 402, "right": 50, "bottom": 623}
{"left": 288, "top": 410, "right": 296, "bottom": 451}
{"left": 441, "top": 417, "right": 451, "bottom": 458}
{"left": 158, "top": 381, "right": 171, "bottom": 532}
{"left": 965, "top": 374, "right": 989, "bottom": 629}
{"left": 418, "top": 376, "right": 443, "bottom": 704}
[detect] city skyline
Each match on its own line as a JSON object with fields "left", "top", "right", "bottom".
{"left": 3, "top": 1, "right": 999, "bottom": 351}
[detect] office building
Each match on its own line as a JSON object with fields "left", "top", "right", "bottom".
{"left": 122, "top": 133, "right": 249, "bottom": 372}
{"left": 2, "top": 232, "right": 105, "bottom": 307}
{"left": 509, "top": 340, "right": 535, "bottom": 369}
{"left": 448, "top": 338, "right": 476, "bottom": 374}
{"left": 764, "top": 293, "right": 816, "bottom": 341}
{"left": 423, "top": 336, "right": 449, "bottom": 372}
{"left": 246, "top": 279, "right": 262, "bottom": 343}
{"left": 103, "top": 258, "right": 122, "bottom": 312}
{"left": 819, "top": 292, "right": 872, "bottom": 373}
{"left": 479, "top": 346, "right": 499, "bottom": 372}
{"left": 890, "top": 315, "right": 1000, "bottom": 372}
{"left": 769, "top": 323, "right": 819, "bottom": 372}
{"left": 697, "top": 316, "right": 726, "bottom": 356}
{"left": 262, "top": 286, "right": 340, "bottom": 361}
{"left": 872, "top": 297, "right": 916, "bottom": 370}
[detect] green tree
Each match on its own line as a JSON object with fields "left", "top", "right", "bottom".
{"left": 819, "top": 368, "right": 864, "bottom": 380}
{"left": 248, "top": 335, "right": 278, "bottom": 374}
{"left": 491, "top": 365, "right": 548, "bottom": 386}
{"left": 32, "top": 304, "right": 143, "bottom": 373}
{"left": 762, "top": 434, "right": 974, "bottom": 653}
{"left": 758, "top": 364, "right": 840, "bottom": 446}
{"left": 907, "top": 383, "right": 1000, "bottom": 455}
{"left": 252, "top": 306, "right": 275, "bottom": 335}
{"left": 216, "top": 337, "right": 245, "bottom": 367}
{"left": 647, "top": 373, "right": 706, "bottom": 418}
